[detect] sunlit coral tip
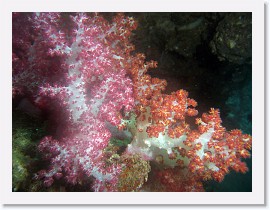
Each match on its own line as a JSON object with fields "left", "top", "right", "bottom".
{"left": 187, "top": 98, "right": 198, "bottom": 107}
{"left": 187, "top": 108, "right": 198, "bottom": 117}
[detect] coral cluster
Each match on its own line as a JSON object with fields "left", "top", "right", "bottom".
{"left": 12, "top": 12, "right": 252, "bottom": 192}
